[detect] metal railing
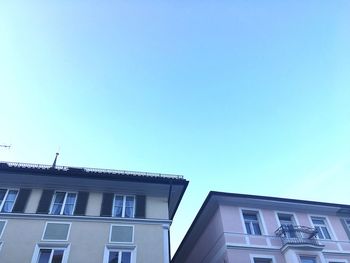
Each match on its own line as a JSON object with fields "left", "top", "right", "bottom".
{"left": 275, "top": 225, "right": 323, "bottom": 247}
{"left": 1, "top": 161, "right": 184, "bottom": 179}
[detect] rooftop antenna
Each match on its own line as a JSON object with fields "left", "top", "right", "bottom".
{"left": 52, "top": 151, "right": 59, "bottom": 169}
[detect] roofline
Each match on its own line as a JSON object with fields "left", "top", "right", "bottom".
{"left": 172, "top": 191, "right": 350, "bottom": 262}
{"left": 172, "top": 191, "right": 213, "bottom": 262}
{"left": 209, "top": 191, "right": 350, "bottom": 209}
{"left": 169, "top": 180, "right": 189, "bottom": 220}
{"left": 0, "top": 161, "right": 187, "bottom": 185}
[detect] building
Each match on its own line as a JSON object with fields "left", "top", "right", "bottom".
{"left": 0, "top": 161, "right": 188, "bottom": 263}
{"left": 172, "top": 191, "right": 350, "bottom": 263}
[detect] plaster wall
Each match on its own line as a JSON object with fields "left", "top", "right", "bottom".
{"left": 0, "top": 218, "right": 165, "bottom": 263}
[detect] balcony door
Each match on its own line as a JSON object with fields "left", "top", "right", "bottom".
{"left": 278, "top": 213, "right": 296, "bottom": 238}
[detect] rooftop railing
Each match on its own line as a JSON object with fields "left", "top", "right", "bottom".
{"left": 1, "top": 161, "right": 184, "bottom": 180}
{"left": 275, "top": 225, "right": 323, "bottom": 247}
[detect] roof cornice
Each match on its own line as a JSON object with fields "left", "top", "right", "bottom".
{"left": 0, "top": 161, "right": 188, "bottom": 185}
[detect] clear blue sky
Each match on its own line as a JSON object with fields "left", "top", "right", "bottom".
{"left": 1, "top": 0, "right": 350, "bottom": 256}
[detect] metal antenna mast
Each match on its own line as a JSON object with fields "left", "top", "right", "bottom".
{"left": 52, "top": 152, "right": 59, "bottom": 168}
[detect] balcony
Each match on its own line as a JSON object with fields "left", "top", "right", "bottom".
{"left": 275, "top": 225, "right": 324, "bottom": 248}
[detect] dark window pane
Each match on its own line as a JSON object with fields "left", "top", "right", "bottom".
{"left": 121, "top": 252, "right": 131, "bottom": 263}
{"left": 38, "top": 249, "right": 51, "bottom": 263}
{"left": 312, "top": 218, "right": 325, "bottom": 225}
{"left": 245, "top": 222, "right": 251, "bottom": 234}
{"left": 300, "top": 257, "right": 317, "bottom": 263}
{"left": 0, "top": 189, "right": 6, "bottom": 202}
{"left": 1, "top": 190, "right": 18, "bottom": 212}
{"left": 278, "top": 214, "right": 292, "bottom": 221}
{"left": 54, "top": 192, "right": 65, "bottom": 204}
{"left": 65, "top": 193, "right": 76, "bottom": 205}
{"left": 109, "top": 251, "right": 119, "bottom": 263}
{"left": 243, "top": 214, "right": 258, "bottom": 221}
{"left": 113, "top": 196, "right": 123, "bottom": 217}
{"left": 253, "top": 222, "right": 262, "bottom": 235}
{"left": 52, "top": 250, "right": 64, "bottom": 263}
{"left": 63, "top": 193, "right": 77, "bottom": 215}
{"left": 125, "top": 197, "right": 134, "bottom": 218}
{"left": 114, "top": 196, "right": 123, "bottom": 205}
{"left": 125, "top": 196, "right": 134, "bottom": 206}
{"left": 114, "top": 206, "right": 122, "bottom": 217}
{"left": 6, "top": 190, "right": 18, "bottom": 201}
{"left": 63, "top": 204, "right": 74, "bottom": 215}
{"left": 125, "top": 207, "right": 133, "bottom": 218}
{"left": 1, "top": 201, "right": 14, "bottom": 212}
{"left": 322, "top": 226, "right": 331, "bottom": 239}
{"left": 254, "top": 258, "right": 272, "bottom": 263}
{"left": 51, "top": 204, "right": 62, "bottom": 215}
{"left": 315, "top": 226, "right": 324, "bottom": 239}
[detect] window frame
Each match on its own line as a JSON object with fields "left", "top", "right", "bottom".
{"left": 49, "top": 191, "right": 77, "bottom": 216}
{"left": 241, "top": 209, "right": 264, "bottom": 236}
{"left": 344, "top": 218, "right": 350, "bottom": 232}
{"left": 0, "top": 220, "right": 8, "bottom": 239}
{"left": 299, "top": 255, "right": 319, "bottom": 263}
{"left": 30, "top": 243, "right": 70, "bottom": 263}
{"left": 42, "top": 222, "right": 72, "bottom": 242}
{"left": 103, "top": 245, "right": 136, "bottom": 263}
{"left": 250, "top": 254, "right": 275, "bottom": 263}
{"left": 310, "top": 216, "right": 333, "bottom": 240}
{"left": 276, "top": 212, "right": 298, "bottom": 226}
{"left": 112, "top": 195, "right": 135, "bottom": 218}
{"left": 0, "top": 188, "right": 19, "bottom": 213}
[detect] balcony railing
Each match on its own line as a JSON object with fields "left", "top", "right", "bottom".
{"left": 275, "top": 225, "right": 323, "bottom": 247}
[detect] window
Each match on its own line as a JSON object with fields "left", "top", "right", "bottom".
{"left": 311, "top": 217, "right": 331, "bottom": 240}
{"left": 31, "top": 244, "right": 69, "bottom": 263}
{"left": 253, "top": 258, "right": 272, "bottom": 263}
{"left": 278, "top": 213, "right": 295, "bottom": 226}
{"left": 113, "top": 195, "right": 135, "bottom": 218}
{"left": 50, "top": 192, "right": 77, "bottom": 215}
{"left": 300, "top": 256, "right": 317, "bottom": 263}
{"left": 0, "top": 189, "right": 18, "bottom": 213}
{"left": 105, "top": 250, "right": 132, "bottom": 263}
{"left": 243, "top": 211, "right": 262, "bottom": 235}
{"left": 37, "top": 248, "right": 65, "bottom": 263}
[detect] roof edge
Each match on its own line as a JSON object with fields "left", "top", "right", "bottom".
{"left": 209, "top": 191, "right": 350, "bottom": 209}
{"left": 0, "top": 161, "right": 188, "bottom": 185}
{"left": 169, "top": 180, "right": 189, "bottom": 220}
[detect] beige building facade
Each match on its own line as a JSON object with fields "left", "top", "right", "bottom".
{"left": 0, "top": 162, "right": 188, "bottom": 263}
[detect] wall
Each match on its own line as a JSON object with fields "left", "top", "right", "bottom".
{"left": 24, "top": 189, "right": 169, "bottom": 220}
{"left": 146, "top": 196, "right": 168, "bottom": 219}
{"left": 0, "top": 217, "right": 165, "bottom": 263}
{"left": 180, "top": 208, "right": 226, "bottom": 263}
{"left": 226, "top": 248, "right": 286, "bottom": 263}
{"left": 219, "top": 202, "right": 350, "bottom": 263}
